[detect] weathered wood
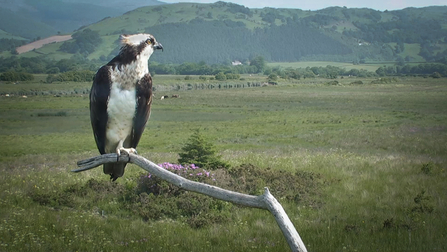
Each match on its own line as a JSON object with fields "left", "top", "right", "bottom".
{"left": 74, "top": 153, "right": 307, "bottom": 252}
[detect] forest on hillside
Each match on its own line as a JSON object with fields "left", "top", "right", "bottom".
{"left": 139, "top": 18, "right": 352, "bottom": 64}
{"left": 96, "top": 4, "right": 447, "bottom": 64}
{"left": 1, "top": 2, "right": 447, "bottom": 65}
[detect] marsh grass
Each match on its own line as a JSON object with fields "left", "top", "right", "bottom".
{"left": 0, "top": 76, "right": 446, "bottom": 251}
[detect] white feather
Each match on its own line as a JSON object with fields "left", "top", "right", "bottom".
{"left": 121, "top": 33, "right": 149, "bottom": 46}
{"left": 105, "top": 58, "right": 149, "bottom": 153}
{"left": 105, "top": 83, "right": 136, "bottom": 153}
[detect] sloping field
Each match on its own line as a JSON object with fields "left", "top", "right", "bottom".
{"left": 16, "top": 35, "right": 72, "bottom": 54}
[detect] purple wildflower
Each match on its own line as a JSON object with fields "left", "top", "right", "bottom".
{"left": 145, "top": 162, "right": 217, "bottom": 182}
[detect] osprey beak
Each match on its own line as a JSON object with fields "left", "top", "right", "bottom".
{"left": 154, "top": 42, "right": 163, "bottom": 52}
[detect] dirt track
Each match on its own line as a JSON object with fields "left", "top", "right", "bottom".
{"left": 16, "top": 35, "right": 72, "bottom": 54}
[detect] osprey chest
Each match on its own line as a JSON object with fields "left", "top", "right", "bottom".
{"left": 104, "top": 65, "right": 146, "bottom": 153}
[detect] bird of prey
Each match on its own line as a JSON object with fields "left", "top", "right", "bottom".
{"left": 89, "top": 33, "right": 163, "bottom": 181}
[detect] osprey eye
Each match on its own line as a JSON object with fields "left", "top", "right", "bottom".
{"left": 146, "top": 39, "right": 152, "bottom": 44}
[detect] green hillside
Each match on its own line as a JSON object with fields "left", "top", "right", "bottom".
{"left": 0, "top": 30, "right": 27, "bottom": 40}
{"left": 0, "top": 0, "right": 162, "bottom": 40}
{"left": 0, "top": 7, "right": 56, "bottom": 39}
{"left": 4, "top": 2, "right": 447, "bottom": 64}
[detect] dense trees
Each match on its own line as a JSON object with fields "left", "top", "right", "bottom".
{"left": 377, "top": 63, "right": 447, "bottom": 76}
{"left": 60, "top": 29, "right": 102, "bottom": 55}
{"left": 145, "top": 18, "right": 351, "bottom": 64}
{"left": 345, "top": 17, "right": 442, "bottom": 45}
{"left": 150, "top": 60, "right": 258, "bottom": 76}
{"left": 0, "top": 56, "right": 99, "bottom": 74}
{"left": 0, "top": 39, "right": 27, "bottom": 53}
{"left": 249, "top": 56, "right": 266, "bottom": 73}
{"left": 46, "top": 70, "right": 95, "bottom": 83}
{"left": 0, "top": 71, "right": 34, "bottom": 81}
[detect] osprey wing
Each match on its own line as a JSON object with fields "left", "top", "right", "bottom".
{"left": 131, "top": 73, "right": 153, "bottom": 148}
{"left": 90, "top": 66, "right": 111, "bottom": 154}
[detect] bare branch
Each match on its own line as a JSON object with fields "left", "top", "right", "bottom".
{"left": 75, "top": 153, "right": 307, "bottom": 252}
{"left": 74, "top": 153, "right": 130, "bottom": 172}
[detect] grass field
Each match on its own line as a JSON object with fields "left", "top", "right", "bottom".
{"left": 0, "top": 75, "right": 446, "bottom": 251}
{"left": 266, "top": 61, "right": 386, "bottom": 72}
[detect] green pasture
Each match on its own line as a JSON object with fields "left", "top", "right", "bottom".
{"left": 0, "top": 76, "right": 446, "bottom": 251}
{"left": 385, "top": 43, "right": 426, "bottom": 62}
{"left": 267, "top": 61, "right": 385, "bottom": 72}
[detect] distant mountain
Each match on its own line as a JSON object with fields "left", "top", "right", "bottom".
{"left": 0, "top": 0, "right": 165, "bottom": 40}
{"left": 62, "top": 0, "right": 165, "bottom": 13}
{"left": 4, "top": 2, "right": 447, "bottom": 64}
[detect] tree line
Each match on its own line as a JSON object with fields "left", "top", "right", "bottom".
{"left": 1, "top": 54, "right": 446, "bottom": 82}
{"left": 376, "top": 63, "right": 447, "bottom": 77}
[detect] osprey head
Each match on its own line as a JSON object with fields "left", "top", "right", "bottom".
{"left": 119, "top": 33, "right": 163, "bottom": 59}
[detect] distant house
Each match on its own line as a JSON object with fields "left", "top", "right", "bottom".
{"left": 232, "top": 60, "right": 242, "bottom": 66}
{"left": 357, "top": 40, "right": 370, "bottom": 46}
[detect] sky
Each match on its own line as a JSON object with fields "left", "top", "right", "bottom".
{"left": 160, "top": 0, "right": 447, "bottom": 11}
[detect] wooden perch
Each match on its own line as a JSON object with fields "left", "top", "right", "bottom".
{"left": 74, "top": 153, "right": 307, "bottom": 252}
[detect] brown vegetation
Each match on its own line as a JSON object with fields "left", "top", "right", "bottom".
{"left": 16, "top": 35, "right": 72, "bottom": 54}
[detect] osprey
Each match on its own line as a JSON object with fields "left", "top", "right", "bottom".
{"left": 90, "top": 33, "right": 163, "bottom": 181}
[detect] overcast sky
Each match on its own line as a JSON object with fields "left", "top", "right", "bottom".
{"left": 161, "top": 0, "right": 446, "bottom": 11}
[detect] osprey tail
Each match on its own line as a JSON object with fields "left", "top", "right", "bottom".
{"left": 104, "top": 162, "right": 127, "bottom": 181}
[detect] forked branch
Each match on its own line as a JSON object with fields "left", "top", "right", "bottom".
{"left": 74, "top": 153, "right": 307, "bottom": 252}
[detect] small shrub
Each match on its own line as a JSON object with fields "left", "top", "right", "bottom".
{"left": 431, "top": 72, "right": 442, "bottom": 78}
{"left": 178, "top": 130, "right": 229, "bottom": 170}
{"left": 134, "top": 162, "right": 323, "bottom": 228}
{"left": 268, "top": 73, "right": 278, "bottom": 82}
{"left": 344, "top": 224, "right": 358, "bottom": 233}
{"left": 133, "top": 164, "right": 231, "bottom": 227}
{"left": 215, "top": 72, "right": 226, "bottom": 81}
{"left": 412, "top": 190, "right": 434, "bottom": 213}
{"left": 227, "top": 164, "right": 322, "bottom": 206}
{"left": 383, "top": 218, "right": 396, "bottom": 229}
{"left": 421, "top": 162, "right": 434, "bottom": 175}
{"left": 326, "top": 80, "right": 339, "bottom": 85}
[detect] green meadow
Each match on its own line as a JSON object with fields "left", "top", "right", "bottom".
{"left": 267, "top": 61, "right": 396, "bottom": 72}
{"left": 0, "top": 75, "right": 446, "bottom": 251}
